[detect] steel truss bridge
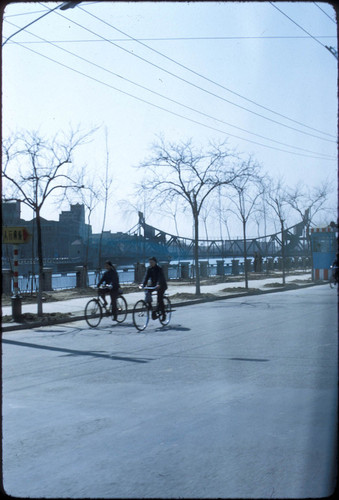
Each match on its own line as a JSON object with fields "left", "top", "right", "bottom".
{"left": 125, "top": 213, "right": 310, "bottom": 263}
{"left": 1, "top": 214, "right": 311, "bottom": 272}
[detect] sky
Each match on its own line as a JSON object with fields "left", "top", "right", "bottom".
{"left": 1, "top": 0, "right": 338, "bottom": 240}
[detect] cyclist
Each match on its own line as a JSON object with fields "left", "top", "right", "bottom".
{"left": 331, "top": 254, "right": 338, "bottom": 284}
{"left": 97, "top": 260, "right": 120, "bottom": 321}
{"left": 142, "top": 256, "right": 168, "bottom": 321}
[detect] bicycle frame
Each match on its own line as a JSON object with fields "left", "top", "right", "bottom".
{"left": 132, "top": 285, "right": 171, "bottom": 331}
{"left": 140, "top": 285, "right": 169, "bottom": 308}
{"left": 84, "top": 285, "right": 127, "bottom": 328}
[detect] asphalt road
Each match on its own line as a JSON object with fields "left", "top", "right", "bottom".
{"left": 2, "top": 285, "right": 337, "bottom": 499}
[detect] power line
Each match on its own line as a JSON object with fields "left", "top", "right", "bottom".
{"left": 2, "top": 1, "right": 80, "bottom": 46}
{"left": 38, "top": 2, "right": 335, "bottom": 142}
{"left": 4, "top": 18, "right": 335, "bottom": 158}
{"left": 5, "top": 2, "right": 336, "bottom": 137}
{"left": 275, "top": 1, "right": 338, "bottom": 60}
{"left": 2, "top": 3, "right": 61, "bottom": 46}
{"left": 9, "top": 2, "right": 327, "bottom": 142}
{"left": 3, "top": 9, "right": 48, "bottom": 18}
{"left": 8, "top": 37, "right": 336, "bottom": 162}
{"left": 4, "top": 35, "right": 337, "bottom": 43}
{"left": 313, "top": 2, "right": 337, "bottom": 24}
{"left": 76, "top": 3, "right": 336, "bottom": 139}
{"left": 269, "top": 1, "right": 337, "bottom": 58}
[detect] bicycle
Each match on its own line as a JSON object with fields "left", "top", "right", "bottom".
{"left": 132, "top": 285, "right": 171, "bottom": 331}
{"left": 84, "top": 285, "right": 128, "bottom": 328}
{"left": 329, "top": 265, "right": 338, "bottom": 289}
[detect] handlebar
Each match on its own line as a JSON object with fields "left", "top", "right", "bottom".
{"left": 138, "top": 285, "right": 158, "bottom": 291}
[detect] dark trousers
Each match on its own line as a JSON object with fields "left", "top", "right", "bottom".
{"left": 99, "top": 289, "right": 119, "bottom": 318}
{"left": 157, "top": 289, "right": 165, "bottom": 314}
{"left": 145, "top": 288, "right": 165, "bottom": 314}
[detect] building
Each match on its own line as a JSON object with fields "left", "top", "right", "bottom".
{"left": 2, "top": 202, "right": 92, "bottom": 272}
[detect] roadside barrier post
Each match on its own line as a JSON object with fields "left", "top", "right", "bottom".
{"left": 76, "top": 266, "right": 88, "bottom": 288}
{"left": 2, "top": 269, "right": 12, "bottom": 295}
{"left": 232, "top": 259, "right": 239, "bottom": 275}
{"left": 180, "top": 262, "right": 190, "bottom": 279}
{"left": 134, "top": 262, "right": 146, "bottom": 283}
{"left": 216, "top": 260, "right": 224, "bottom": 276}
{"left": 200, "top": 261, "right": 208, "bottom": 278}
{"left": 160, "top": 262, "right": 169, "bottom": 280}
{"left": 42, "top": 268, "right": 53, "bottom": 291}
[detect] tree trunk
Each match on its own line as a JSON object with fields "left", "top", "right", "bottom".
{"left": 36, "top": 209, "right": 44, "bottom": 316}
{"left": 194, "top": 211, "right": 201, "bottom": 296}
{"left": 243, "top": 219, "right": 248, "bottom": 289}
{"left": 281, "top": 221, "right": 286, "bottom": 285}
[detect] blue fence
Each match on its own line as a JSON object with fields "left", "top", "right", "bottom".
{"left": 4, "top": 257, "right": 310, "bottom": 295}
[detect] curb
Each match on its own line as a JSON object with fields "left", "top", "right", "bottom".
{"left": 1, "top": 281, "right": 326, "bottom": 332}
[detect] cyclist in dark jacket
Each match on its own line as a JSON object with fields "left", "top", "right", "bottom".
{"left": 98, "top": 260, "right": 120, "bottom": 321}
{"left": 142, "top": 256, "right": 168, "bottom": 320}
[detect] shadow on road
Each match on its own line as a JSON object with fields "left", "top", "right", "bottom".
{"left": 155, "top": 323, "right": 191, "bottom": 332}
{"left": 2, "top": 339, "right": 151, "bottom": 363}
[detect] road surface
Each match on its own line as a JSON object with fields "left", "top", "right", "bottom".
{"left": 2, "top": 285, "right": 337, "bottom": 498}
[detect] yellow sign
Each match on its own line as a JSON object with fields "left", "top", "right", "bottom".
{"left": 2, "top": 226, "right": 31, "bottom": 244}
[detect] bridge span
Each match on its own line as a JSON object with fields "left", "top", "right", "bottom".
{"left": 2, "top": 215, "right": 311, "bottom": 273}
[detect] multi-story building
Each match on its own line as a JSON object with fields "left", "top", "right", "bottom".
{"left": 2, "top": 202, "right": 92, "bottom": 271}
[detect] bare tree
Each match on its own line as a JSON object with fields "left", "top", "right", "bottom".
{"left": 264, "top": 177, "right": 291, "bottom": 285}
{"left": 228, "top": 158, "right": 263, "bottom": 289}
{"left": 97, "top": 128, "right": 114, "bottom": 278}
{"left": 286, "top": 181, "right": 333, "bottom": 247}
{"left": 2, "top": 127, "right": 94, "bottom": 316}
{"left": 138, "top": 137, "right": 251, "bottom": 295}
{"left": 253, "top": 185, "right": 271, "bottom": 274}
{"left": 80, "top": 180, "right": 100, "bottom": 280}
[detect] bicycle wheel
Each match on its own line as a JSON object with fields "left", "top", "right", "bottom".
{"left": 85, "top": 299, "right": 103, "bottom": 328}
{"left": 133, "top": 300, "right": 149, "bottom": 331}
{"left": 330, "top": 277, "right": 337, "bottom": 289}
{"left": 159, "top": 296, "right": 171, "bottom": 326}
{"left": 116, "top": 295, "right": 128, "bottom": 323}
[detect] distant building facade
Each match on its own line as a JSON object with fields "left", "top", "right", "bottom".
{"left": 2, "top": 202, "right": 92, "bottom": 269}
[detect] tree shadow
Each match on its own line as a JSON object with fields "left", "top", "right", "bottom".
{"left": 2, "top": 339, "right": 151, "bottom": 363}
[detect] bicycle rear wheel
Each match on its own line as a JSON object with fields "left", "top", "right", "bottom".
{"left": 116, "top": 295, "right": 128, "bottom": 323}
{"left": 330, "top": 277, "right": 337, "bottom": 289}
{"left": 85, "top": 299, "right": 103, "bottom": 328}
{"left": 159, "top": 296, "right": 171, "bottom": 326}
{"left": 133, "top": 300, "right": 149, "bottom": 331}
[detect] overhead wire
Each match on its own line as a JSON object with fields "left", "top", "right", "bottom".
{"left": 313, "top": 2, "right": 337, "bottom": 24}
{"left": 269, "top": 1, "right": 334, "bottom": 51}
{"left": 3, "top": 9, "right": 48, "bottom": 18}
{"left": 6, "top": 36, "right": 335, "bottom": 161}
{"left": 3, "top": 18, "right": 335, "bottom": 159}
{"left": 75, "top": 3, "right": 336, "bottom": 139}
{"left": 4, "top": 3, "right": 336, "bottom": 141}
{"left": 36, "top": 1, "right": 337, "bottom": 142}
{"left": 4, "top": 35, "right": 337, "bottom": 43}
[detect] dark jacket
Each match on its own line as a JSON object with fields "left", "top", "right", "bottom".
{"left": 143, "top": 264, "right": 167, "bottom": 290}
{"left": 98, "top": 268, "right": 120, "bottom": 291}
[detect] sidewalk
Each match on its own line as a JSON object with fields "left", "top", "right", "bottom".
{"left": 1, "top": 272, "right": 318, "bottom": 331}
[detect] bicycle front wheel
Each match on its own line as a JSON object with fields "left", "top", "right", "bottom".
{"left": 159, "top": 296, "right": 171, "bottom": 326}
{"left": 85, "top": 299, "right": 103, "bottom": 328}
{"left": 116, "top": 295, "right": 128, "bottom": 323}
{"left": 133, "top": 300, "right": 149, "bottom": 331}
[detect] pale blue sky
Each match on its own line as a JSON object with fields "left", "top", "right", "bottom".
{"left": 2, "top": 1, "right": 338, "bottom": 239}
